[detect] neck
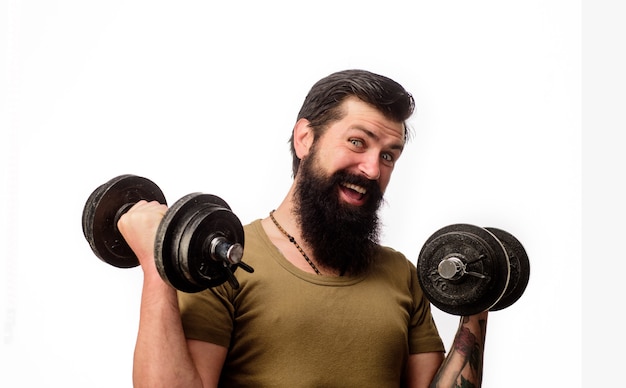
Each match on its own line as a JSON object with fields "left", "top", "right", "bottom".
{"left": 269, "top": 209, "right": 322, "bottom": 275}
{"left": 261, "top": 185, "right": 341, "bottom": 276}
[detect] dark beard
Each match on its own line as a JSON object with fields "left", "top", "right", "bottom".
{"left": 293, "top": 153, "right": 384, "bottom": 276}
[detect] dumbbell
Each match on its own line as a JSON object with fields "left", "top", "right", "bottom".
{"left": 417, "top": 224, "right": 530, "bottom": 316}
{"left": 82, "top": 174, "right": 254, "bottom": 292}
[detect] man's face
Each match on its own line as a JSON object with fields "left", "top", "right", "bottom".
{"left": 293, "top": 98, "right": 406, "bottom": 275}
{"left": 304, "top": 97, "right": 405, "bottom": 200}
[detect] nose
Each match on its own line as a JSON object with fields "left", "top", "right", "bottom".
{"left": 359, "top": 152, "right": 381, "bottom": 181}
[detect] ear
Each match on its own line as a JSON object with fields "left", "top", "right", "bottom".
{"left": 293, "top": 118, "right": 314, "bottom": 159}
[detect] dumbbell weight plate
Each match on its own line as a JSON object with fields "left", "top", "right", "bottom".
{"left": 82, "top": 174, "right": 167, "bottom": 268}
{"left": 486, "top": 227, "right": 530, "bottom": 311}
{"left": 155, "top": 193, "right": 245, "bottom": 293}
{"left": 417, "top": 224, "right": 510, "bottom": 316}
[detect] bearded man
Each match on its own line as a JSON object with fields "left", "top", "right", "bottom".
{"left": 119, "top": 69, "right": 489, "bottom": 388}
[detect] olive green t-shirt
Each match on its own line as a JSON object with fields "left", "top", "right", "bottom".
{"left": 178, "top": 219, "right": 444, "bottom": 387}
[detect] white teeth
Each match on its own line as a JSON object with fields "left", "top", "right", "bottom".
{"left": 342, "top": 182, "right": 367, "bottom": 195}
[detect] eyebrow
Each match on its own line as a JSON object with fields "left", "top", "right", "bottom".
{"left": 353, "top": 126, "right": 405, "bottom": 153}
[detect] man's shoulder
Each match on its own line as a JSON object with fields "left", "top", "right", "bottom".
{"left": 374, "top": 244, "right": 416, "bottom": 271}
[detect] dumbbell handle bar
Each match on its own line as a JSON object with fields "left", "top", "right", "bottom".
{"left": 207, "top": 236, "right": 254, "bottom": 289}
{"left": 438, "top": 256, "right": 487, "bottom": 280}
{"left": 210, "top": 237, "right": 254, "bottom": 273}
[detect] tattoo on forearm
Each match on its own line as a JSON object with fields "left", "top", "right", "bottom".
{"left": 454, "top": 326, "right": 474, "bottom": 356}
{"left": 431, "top": 317, "right": 487, "bottom": 388}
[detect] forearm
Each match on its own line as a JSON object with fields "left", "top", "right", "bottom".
{"left": 114, "top": 201, "right": 205, "bottom": 387}
{"left": 133, "top": 273, "right": 204, "bottom": 388}
{"left": 430, "top": 311, "right": 488, "bottom": 388}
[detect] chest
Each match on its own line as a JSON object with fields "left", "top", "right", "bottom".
{"left": 224, "top": 274, "right": 413, "bottom": 386}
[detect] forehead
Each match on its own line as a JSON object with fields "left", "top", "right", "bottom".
{"left": 333, "top": 97, "right": 406, "bottom": 141}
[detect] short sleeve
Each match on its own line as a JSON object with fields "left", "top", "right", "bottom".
{"left": 406, "top": 260, "right": 446, "bottom": 354}
{"left": 178, "top": 285, "right": 235, "bottom": 348}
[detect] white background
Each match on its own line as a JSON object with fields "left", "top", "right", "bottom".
{"left": 1, "top": 1, "right": 597, "bottom": 386}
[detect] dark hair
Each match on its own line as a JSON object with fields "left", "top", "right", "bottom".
{"left": 289, "top": 69, "right": 415, "bottom": 177}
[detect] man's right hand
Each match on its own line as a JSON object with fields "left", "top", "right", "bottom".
{"left": 117, "top": 200, "right": 168, "bottom": 275}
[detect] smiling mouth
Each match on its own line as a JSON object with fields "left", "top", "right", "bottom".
{"left": 342, "top": 182, "right": 367, "bottom": 195}
{"left": 340, "top": 182, "right": 368, "bottom": 202}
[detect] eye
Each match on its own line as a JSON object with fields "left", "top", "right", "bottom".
{"left": 382, "top": 148, "right": 403, "bottom": 166}
{"left": 349, "top": 138, "right": 364, "bottom": 148}
{"left": 381, "top": 152, "right": 395, "bottom": 166}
